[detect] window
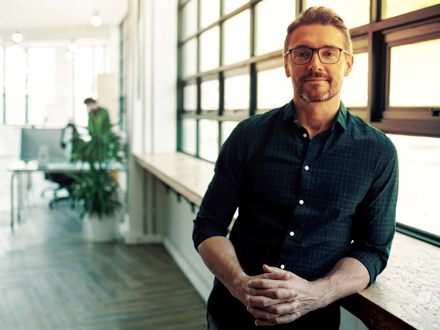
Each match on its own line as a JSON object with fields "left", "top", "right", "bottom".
{"left": 5, "top": 45, "right": 26, "bottom": 125}
{"left": 388, "top": 134, "right": 440, "bottom": 244}
{"left": 27, "top": 48, "right": 56, "bottom": 125}
{"left": 305, "top": 0, "right": 370, "bottom": 29}
{"left": 177, "top": 0, "right": 440, "bottom": 245}
{"left": 255, "top": 0, "right": 295, "bottom": 56}
{"left": 0, "top": 43, "right": 108, "bottom": 127}
{"left": 382, "top": 0, "right": 440, "bottom": 19}
{"left": 223, "top": 10, "right": 250, "bottom": 65}
{"left": 389, "top": 40, "right": 440, "bottom": 107}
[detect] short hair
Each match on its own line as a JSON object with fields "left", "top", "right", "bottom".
{"left": 283, "top": 6, "right": 352, "bottom": 56}
{"left": 84, "top": 98, "right": 97, "bottom": 105}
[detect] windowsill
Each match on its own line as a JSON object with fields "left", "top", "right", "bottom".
{"left": 134, "top": 151, "right": 440, "bottom": 330}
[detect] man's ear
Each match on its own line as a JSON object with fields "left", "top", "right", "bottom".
{"left": 284, "top": 56, "right": 291, "bottom": 78}
{"left": 344, "top": 54, "right": 354, "bottom": 77}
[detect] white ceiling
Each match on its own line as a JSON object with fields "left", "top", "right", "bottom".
{"left": 0, "top": 0, "right": 128, "bottom": 43}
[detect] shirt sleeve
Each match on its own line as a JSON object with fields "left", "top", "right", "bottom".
{"left": 348, "top": 139, "right": 399, "bottom": 286}
{"left": 192, "top": 122, "right": 245, "bottom": 251}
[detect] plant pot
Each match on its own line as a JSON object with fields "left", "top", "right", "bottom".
{"left": 83, "top": 213, "right": 117, "bottom": 243}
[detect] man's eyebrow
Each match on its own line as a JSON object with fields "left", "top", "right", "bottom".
{"left": 290, "top": 44, "right": 341, "bottom": 49}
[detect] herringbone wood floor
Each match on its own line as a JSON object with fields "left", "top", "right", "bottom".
{"left": 0, "top": 161, "right": 207, "bottom": 330}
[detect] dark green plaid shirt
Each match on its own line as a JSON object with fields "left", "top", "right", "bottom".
{"left": 193, "top": 100, "right": 398, "bottom": 328}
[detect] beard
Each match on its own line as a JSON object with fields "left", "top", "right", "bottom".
{"left": 295, "top": 72, "right": 337, "bottom": 103}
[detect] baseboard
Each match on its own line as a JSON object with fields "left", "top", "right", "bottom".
{"left": 122, "top": 232, "right": 162, "bottom": 244}
{"left": 163, "top": 237, "right": 212, "bottom": 302}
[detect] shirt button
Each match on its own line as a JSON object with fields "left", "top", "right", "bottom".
{"left": 290, "top": 231, "right": 295, "bottom": 236}
{"left": 303, "top": 133, "right": 307, "bottom": 138}
{"left": 280, "top": 264, "right": 285, "bottom": 270}
{"left": 299, "top": 199, "right": 304, "bottom": 205}
{"left": 304, "top": 165, "right": 309, "bottom": 171}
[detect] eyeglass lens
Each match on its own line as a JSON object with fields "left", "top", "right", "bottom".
{"left": 291, "top": 47, "right": 341, "bottom": 64}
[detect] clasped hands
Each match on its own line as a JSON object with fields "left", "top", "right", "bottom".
{"left": 235, "top": 264, "right": 322, "bottom": 327}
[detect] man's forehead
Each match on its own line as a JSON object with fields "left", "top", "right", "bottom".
{"left": 288, "top": 24, "right": 345, "bottom": 48}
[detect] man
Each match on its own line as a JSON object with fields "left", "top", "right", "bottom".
{"left": 83, "top": 97, "right": 111, "bottom": 132}
{"left": 193, "top": 6, "right": 398, "bottom": 329}
{"left": 68, "top": 98, "right": 111, "bottom": 136}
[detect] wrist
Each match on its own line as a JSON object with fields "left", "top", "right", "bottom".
{"left": 312, "top": 277, "right": 335, "bottom": 309}
{"left": 229, "top": 272, "right": 249, "bottom": 299}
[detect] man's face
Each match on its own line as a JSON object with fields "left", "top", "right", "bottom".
{"left": 284, "top": 24, "right": 353, "bottom": 104}
{"left": 87, "top": 103, "right": 99, "bottom": 112}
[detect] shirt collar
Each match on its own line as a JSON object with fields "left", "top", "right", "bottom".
{"left": 282, "top": 100, "right": 347, "bottom": 131}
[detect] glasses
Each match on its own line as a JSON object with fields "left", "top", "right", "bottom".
{"left": 285, "top": 46, "right": 349, "bottom": 65}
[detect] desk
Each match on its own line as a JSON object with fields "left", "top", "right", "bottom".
{"left": 8, "top": 161, "right": 126, "bottom": 229}
{"left": 134, "top": 152, "right": 440, "bottom": 330}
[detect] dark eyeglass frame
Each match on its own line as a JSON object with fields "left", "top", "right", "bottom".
{"left": 285, "top": 46, "right": 350, "bottom": 65}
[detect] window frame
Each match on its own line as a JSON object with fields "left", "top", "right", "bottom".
{"left": 177, "top": 0, "right": 440, "bottom": 246}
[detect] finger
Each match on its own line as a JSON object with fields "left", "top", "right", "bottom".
{"left": 248, "top": 278, "right": 292, "bottom": 290}
{"left": 254, "top": 312, "right": 301, "bottom": 327}
{"left": 248, "top": 301, "right": 298, "bottom": 320}
{"left": 247, "top": 294, "right": 295, "bottom": 308}
{"left": 248, "top": 288, "right": 297, "bottom": 301}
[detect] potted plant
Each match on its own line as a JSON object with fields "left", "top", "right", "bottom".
{"left": 69, "top": 111, "right": 125, "bottom": 242}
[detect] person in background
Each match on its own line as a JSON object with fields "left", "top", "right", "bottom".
{"left": 83, "top": 97, "right": 111, "bottom": 132}
{"left": 193, "top": 6, "right": 398, "bottom": 329}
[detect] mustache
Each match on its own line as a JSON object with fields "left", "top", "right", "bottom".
{"left": 301, "top": 72, "right": 332, "bottom": 81}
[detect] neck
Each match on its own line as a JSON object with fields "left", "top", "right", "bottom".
{"left": 293, "top": 95, "right": 340, "bottom": 139}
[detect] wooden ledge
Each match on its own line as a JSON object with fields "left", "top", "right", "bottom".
{"left": 134, "top": 152, "right": 440, "bottom": 330}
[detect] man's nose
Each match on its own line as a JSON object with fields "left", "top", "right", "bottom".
{"left": 307, "top": 50, "right": 323, "bottom": 71}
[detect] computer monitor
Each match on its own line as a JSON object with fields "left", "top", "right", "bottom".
{"left": 20, "top": 128, "right": 72, "bottom": 164}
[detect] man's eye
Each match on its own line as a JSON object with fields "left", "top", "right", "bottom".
{"left": 323, "top": 50, "right": 337, "bottom": 57}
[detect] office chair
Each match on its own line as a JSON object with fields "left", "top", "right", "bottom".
{"left": 44, "top": 172, "right": 76, "bottom": 208}
{"left": 42, "top": 125, "right": 77, "bottom": 209}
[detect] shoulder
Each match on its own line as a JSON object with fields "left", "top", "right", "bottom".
{"left": 346, "top": 112, "right": 397, "bottom": 159}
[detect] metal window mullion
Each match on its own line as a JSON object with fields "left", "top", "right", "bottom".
{"left": 25, "top": 47, "right": 29, "bottom": 125}
{"left": 2, "top": 46, "right": 6, "bottom": 124}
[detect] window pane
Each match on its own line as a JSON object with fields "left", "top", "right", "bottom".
{"left": 182, "top": 38, "right": 197, "bottom": 77}
{"left": 5, "top": 45, "right": 26, "bottom": 125}
{"left": 201, "top": 80, "right": 219, "bottom": 110}
{"left": 223, "top": 10, "right": 250, "bottom": 65}
{"left": 74, "top": 47, "right": 94, "bottom": 127}
{"left": 383, "top": 0, "right": 440, "bottom": 19}
{"left": 257, "top": 67, "right": 292, "bottom": 110}
{"left": 221, "top": 121, "right": 238, "bottom": 145}
{"left": 255, "top": 0, "right": 296, "bottom": 56}
{"left": 224, "top": 74, "right": 249, "bottom": 110}
{"left": 27, "top": 48, "right": 56, "bottom": 125}
{"left": 201, "top": 0, "right": 220, "bottom": 28}
{"left": 200, "top": 26, "right": 219, "bottom": 72}
{"left": 389, "top": 39, "right": 440, "bottom": 107}
{"left": 223, "top": 0, "right": 248, "bottom": 15}
{"left": 183, "top": 84, "right": 197, "bottom": 111}
{"left": 341, "top": 52, "right": 368, "bottom": 107}
{"left": 182, "top": 0, "right": 197, "bottom": 39}
{"left": 306, "top": 0, "right": 370, "bottom": 29}
{"left": 182, "top": 118, "right": 197, "bottom": 155}
{"left": 388, "top": 134, "right": 440, "bottom": 237}
{"left": 199, "top": 119, "right": 218, "bottom": 162}
{"left": 0, "top": 47, "right": 4, "bottom": 123}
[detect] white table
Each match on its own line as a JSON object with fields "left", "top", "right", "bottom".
{"left": 8, "top": 161, "right": 126, "bottom": 229}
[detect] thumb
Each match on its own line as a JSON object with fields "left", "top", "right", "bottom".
{"left": 262, "top": 264, "right": 290, "bottom": 279}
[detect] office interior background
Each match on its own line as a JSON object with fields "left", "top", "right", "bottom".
{"left": 0, "top": 0, "right": 439, "bottom": 329}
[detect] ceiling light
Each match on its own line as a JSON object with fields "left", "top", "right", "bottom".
{"left": 90, "top": 13, "right": 103, "bottom": 27}
{"left": 12, "top": 31, "right": 23, "bottom": 43}
{"left": 68, "top": 41, "right": 77, "bottom": 52}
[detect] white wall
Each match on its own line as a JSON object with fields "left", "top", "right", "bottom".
{"left": 125, "top": 0, "right": 178, "bottom": 241}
